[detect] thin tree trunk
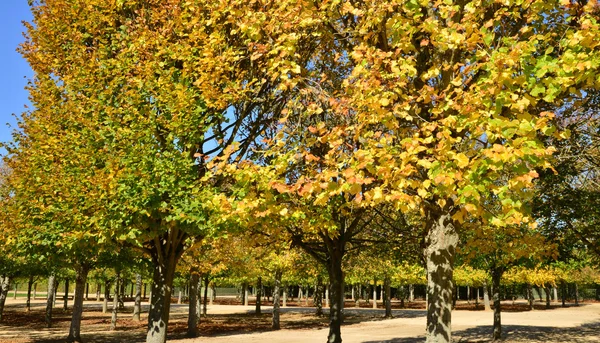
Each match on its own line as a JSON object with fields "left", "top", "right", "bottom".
{"left": 492, "top": 267, "right": 503, "bottom": 341}
{"left": 187, "top": 272, "right": 200, "bottom": 337}
{"left": 561, "top": 281, "right": 566, "bottom": 307}
{"left": 553, "top": 287, "right": 558, "bottom": 303}
{"left": 203, "top": 275, "right": 208, "bottom": 316}
{"left": 255, "top": 276, "right": 262, "bottom": 315}
{"left": 315, "top": 276, "right": 323, "bottom": 316}
{"left": 476, "top": 288, "right": 479, "bottom": 309}
{"left": 384, "top": 276, "right": 392, "bottom": 318}
{"left": 0, "top": 276, "right": 10, "bottom": 322}
{"left": 400, "top": 285, "right": 405, "bottom": 308}
{"left": 372, "top": 282, "right": 377, "bottom": 309}
{"left": 143, "top": 283, "right": 147, "bottom": 300}
{"left": 178, "top": 289, "right": 182, "bottom": 304}
{"left": 244, "top": 286, "right": 249, "bottom": 306}
{"left": 63, "top": 279, "right": 69, "bottom": 311}
{"left": 467, "top": 286, "right": 470, "bottom": 304}
{"left": 103, "top": 280, "right": 110, "bottom": 314}
{"left": 85, "top": 283, "right": 89, "bottom": 301}
{"left": 241, "top": 283, "right": 246, "bottom": 306}
{"left": 409, "top": 284, "right": 414, "bottom": 302}
{"left": 26, "top": 275, "right": 34, "bottom": 313}
{"left": 326, "top": 243, "right": 345, "bottom": 343}
{"left": 483, "top": 280, "right": 491, "bottom": 311}
{"left": 424, "top": 209, "right": 459, "bottom": 343}
{"left": 67, "top": 263, "right": 90, "bottom": 343}
{"left": 545, "top": 286, "right": 551, "bottom": 309}
{"left": 283, "top": 286, "right": 287, "bottom": 308}
{"left": 325, "top": 287, "right": 329, "bottom": 308}
{"left": 209, "top": 285, "right": 214, "bottom": 306}
{"left": 272, "top": 270, "right": 282, "bottom": 330}
{"left": 527, "top": 284, "right": 534, "bottom": 310}
{"left": 13, "top": 283, "right": 17, "bottom": 300}
{"left": 96, "top": 282, "right": 101, "bottom": 302}
{"left": 575, "top": 283, "right": 579, "bottom": 305}
{"left": 111, "top": 273, "right": 120, "bottom": 330}
{"left": 45, "top": 275, "right": 56, "bottom": 328}
{"left": 133, "top": 273, "right": 142, "bottom": 321}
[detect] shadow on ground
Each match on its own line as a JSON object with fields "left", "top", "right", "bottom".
{"left": 362, "top": 320, "right": 600, "bottom": 343}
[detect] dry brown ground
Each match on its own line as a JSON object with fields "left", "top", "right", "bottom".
{"left": 0, "top": 297, "right": 599, "bottom": 342}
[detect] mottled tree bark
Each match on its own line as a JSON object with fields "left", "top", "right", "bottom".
{"left": 187, "top": 272, "right": 200, "bottom": 337}
{"left": 384, "top": 276, "right": 392, "bottom": 318}
{"left": 326, "top": 246, "right": 345, "bottom": 343}
{"left": 146, "top": 229, "right": 186, "bottom": 343}
{"left": 67, "top": 263, "right": 90, "bottom": 343}
{"left": 203, "top": 275, "right": 209, "bottom": 316}
{"left": 424, "top": 210, "right": 459, "bottom": 343}
{"left": 45, "top": 275, "right": 56, "bottom": 328}
{"left": 63, "top": 279, "right": 70, "bottom": 311}
{"left": 133, "top": 273, "right": 142, "bottom": 321}
{"left": 315, "top": 276, "right": 323, "bottom": 317}
{"left": 103, "top": 280, "right": 110, "bottom": 314}
{"left": 26, "top": 275, "right": 34, "bottom": 313}
{"left": 483, "top": 281, "right": 491, "bottom": 311}
{"left": 111, "top": 274, "right": 120, "bottom": 330}
{"left": 272, "top": 270, "right": 282, "bottom": 330}
{"left": 255, "top": 276, "right": 262, "bottom": 315}
{"left": 492, "top": 267, "right": 504, "bottom": 341}
{"left": 527, "top": 284, "right": 534, "bottom": 310}
{"left": 0, "top": 276, "right": 10, "bottom": 322}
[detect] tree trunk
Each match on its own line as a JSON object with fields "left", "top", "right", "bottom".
{"left": 283, "top": 286, "right": 287, "bottom": 308}
{"left": 384, "top": 276, "right": 392, "bottom": 318}
{"left": 400, "top": 285, "right": 405, "bottom": 308}
{"left": 475, "top": 288, "right": 479, "bottom": 309}
{"left": 178, "top": 289, "right": 182, "bottom": 304}
{"left": 255, "top": 276, "right": 262, "bottom": 315}
{"left": 527, "top": 284, "right": 534, "bottom": 310}
{"left": 67, "top": 263, "right": 90, "bottom": 343}
{"left": 33, "top": 283, "right": 37, "bottom": 300}
{"left": 103, "top": 280, "right": 110, "bottom": 313}
{"left": 26, "top": 275, "right": 34, "bottom": 313}
{"left": 326, "top": 287, "right": 330, "bottom": 308}
{"left": 241, "top": 283, "right": 246, "bottom": 306}
{"left": 133, "top": 273, "right": 142, "bottom": 321}
{"left": 209, "top": 285, "right": 214, "bottom": 306}
{"left": 575, "top": 283, "right": 579, "bottom": 306}
{"left": 409, "top": 284, "right": 414, "bottom": 302}
{"left": 326, "top": 244, "right": 345, "bottom": 343}
{"left": 272, "top": 270, "right": 282, "bottom": 330}
{"left": 372, "top": 282, "right": 377, "bottom": 309}
{"left": 96, "top": 283, "right": 101, "bottom": 302}
{"left": 545, "top": 286, "right": 551, "bottom": 309}
{"left": 143, "top": 283, "right": 147, "bottom": 300}
{"left": 553, "top": 287, "right": 558, "bottom": 303}
{"left": 424, "top": 210, "right": 459, "bottom": 343}
{"left": 187, "top": 272, "right": 200, "bottom": 337}
{"left": 45, "top": 275, "right": 56, "bottom": 328}
{"left": 492, "top": 267, "right": 503, "bottom": 341}
{"left": 561, "top": 281, "right": 566, "bottom": 307}
{"left": 63, "top": 279, "right": 70, "bottom": 311}
{"left": 0, "top": 276, "right": 10, "bottom": 322}
{"left": 315, "top": 276, "right": 323, "bottom": 317}
{"left": 203, "top": 275, "right": 209, "bottom": 316}
{"left": 85, "top": 283, "right": 89, "bottom": 301}
{"left": 483, "top": 280, "right": 491, "bottom": 311}
{"left": 146, "top": 230, "right": 186, "bottom": 343}
{"left": 111, "top": 274, "right": 120, "bottom": 330}
{"left": 13, "top": 283, "right": 17, "bottom": 300}
{"left": 244, "top": 286, "right": 249, "bottom": 306}
{"left": 351, "top": 285, "right": 355, "bottom": 301}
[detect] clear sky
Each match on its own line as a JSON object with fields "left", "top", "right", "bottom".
{"left": 0, "top": 1, "right": 33, "bottom": 156}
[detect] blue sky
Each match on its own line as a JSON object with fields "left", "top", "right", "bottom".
{"left": 0, "top": 1, "right": 33, "bottom": 156}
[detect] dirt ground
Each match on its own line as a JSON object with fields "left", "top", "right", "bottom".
{"left": 0, "top": 297, "right": 599, "bottom": 343}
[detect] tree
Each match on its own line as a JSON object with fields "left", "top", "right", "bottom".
{"left": 17, "top": 1, "right": 318, "bottom": 342}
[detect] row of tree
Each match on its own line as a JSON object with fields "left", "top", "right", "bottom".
{"left": 1, "top": 1, "right": 600, "bottom": 343}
